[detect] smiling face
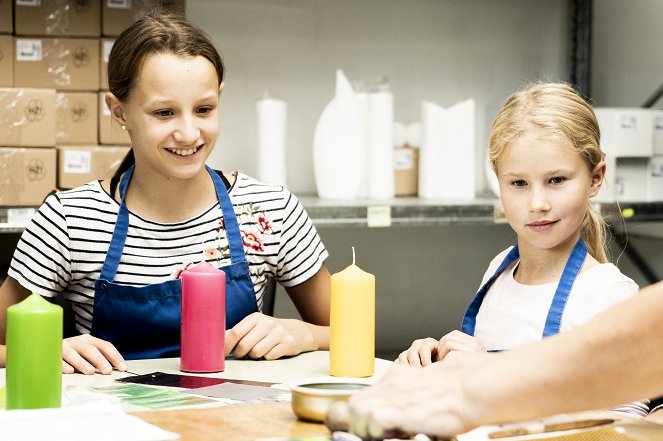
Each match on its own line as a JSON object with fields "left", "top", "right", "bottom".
{"left": 497, "top": 132, "right": 604, "bottom": 254}
{"left": 120, "top": 52, "right": 222, "bottom": 182}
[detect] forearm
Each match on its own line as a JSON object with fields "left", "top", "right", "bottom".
{"left": 464, "top": 281, "right": 663, "bottom": 426}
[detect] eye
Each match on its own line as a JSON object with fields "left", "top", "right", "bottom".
{"left": 196, "top": 106, "right": 214, "bottom": 115}
{"left": 154, "top": 109, "right": 174, "bottom": 118}
{"left": 549, "top": 176, "right": 566, "bottom": 185}
{"left": 510, "top": 179, "right": 527, "bottom": 188}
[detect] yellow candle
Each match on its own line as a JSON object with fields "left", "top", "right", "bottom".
{"left": 330, "top": 248, "right": 375, "bottom": 377}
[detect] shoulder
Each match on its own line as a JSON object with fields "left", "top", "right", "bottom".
{"left": 229, "top": 172, "right": 295, "bottom": 206}
{"left": 480, "top": 246, "right": 516, "bottom": 285}
{"left": 575, "top": 263, "right": 639, "bottom": 303}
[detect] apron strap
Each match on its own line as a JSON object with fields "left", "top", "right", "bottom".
{"left": 206, "top": 166, "right": 246, "bottom": 265}
{"left": 461, "top": 245, "right": 520, "bottom": 336}
{"left": 542, "top": 238, "right": 587, "bottom": 337}
{"left": 99, "top": 165, "right": 134, "bottom": 282}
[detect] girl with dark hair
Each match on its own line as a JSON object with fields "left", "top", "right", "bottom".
{"left": 0, "top": 11, "right": 331, "bottom": 374}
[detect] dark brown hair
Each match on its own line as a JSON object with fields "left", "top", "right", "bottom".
{"left": 110, "top": 10, "right": 225, "bottom": 189}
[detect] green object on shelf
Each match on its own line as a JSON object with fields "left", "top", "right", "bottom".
{"left": 6, "top": 293, "right": 62, "bottom": 409}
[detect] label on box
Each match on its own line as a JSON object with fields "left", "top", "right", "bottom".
{"left": 367, "top": 205, "right": 391, "bottom": 228}
{"left": 16, "top": 39, "right": 42, "bottom": 62}
{"left": 104, "top": 41, "right": 114, "bottom": 62}
{"left": 619, "top": 114, "right": 637, "bottom": 130}
{"left": 17, "top": 0, "right": 41, "bottom": 6}
{"left": 394, "top": 149, "right": 414, "bottom": 170}
{"left": 107, "top": 0, "right": 131, "bottom": 9}
{"left": 64, "top": 150, "right": 92, "bottom": 174}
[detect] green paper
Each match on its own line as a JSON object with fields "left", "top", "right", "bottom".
{"left": 6, "top": 293, "right": 63, "bottom": 409}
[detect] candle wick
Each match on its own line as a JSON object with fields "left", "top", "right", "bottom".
{"left": 352, "top": 246, "right": 355, "bottom": 266}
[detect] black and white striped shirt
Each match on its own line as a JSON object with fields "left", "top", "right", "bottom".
{"left": 9, "top": 172, "right": 328, "bottom": 334}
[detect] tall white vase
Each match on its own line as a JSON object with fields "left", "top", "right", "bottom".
{"left": 313, "top": 70, "right": 365, "bottom": 199}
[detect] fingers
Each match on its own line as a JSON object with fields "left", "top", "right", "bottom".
{"left": 436, "top": 330, "right": 485, "bottom": 361}
{"left": 226, "top": 313, "right": 296, "bottom": 360}
{"left": 62, "top": 334, "right": 126, "bottom": 375}
{"left": 395, "top": 338, "right": 439, "bottom": 367}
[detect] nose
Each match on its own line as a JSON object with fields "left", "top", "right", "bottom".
{"left": 528, "top": 186, "right": 551, "bottom": 212}
{"left": 173, "top": 115, "right": 200, "bottom": 145}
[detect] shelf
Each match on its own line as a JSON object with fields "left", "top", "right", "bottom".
{"left": 2, "top": 200, "right": 663, "bottom": 233}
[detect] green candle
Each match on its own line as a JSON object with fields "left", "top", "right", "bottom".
{"left": 6, "top": 293, "right": 62, "bottom": 409}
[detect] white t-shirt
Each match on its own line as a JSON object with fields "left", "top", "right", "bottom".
{"left": 474, "top": 247, "right": 639, "bottom": 351}
{"left": 9, "top": 171, "right": 328, "bottom": 335}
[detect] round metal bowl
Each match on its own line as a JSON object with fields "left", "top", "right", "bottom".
{"left": 289, "top": 376, "right": 372, "bottom": 422}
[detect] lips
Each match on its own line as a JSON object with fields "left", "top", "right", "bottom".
{"left": 527, "top": 220, "right": 558, "bottom": 231}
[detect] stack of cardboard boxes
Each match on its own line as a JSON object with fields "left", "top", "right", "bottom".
{"left": 594, "top": 108, "right": 663, "bottom": 203}
{"left": 0, "top": 0, "right": 185, "bottom": 207}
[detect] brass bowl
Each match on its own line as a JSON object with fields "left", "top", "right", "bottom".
{"left": 289, "top": 377, "right": 372, "bottom": 422}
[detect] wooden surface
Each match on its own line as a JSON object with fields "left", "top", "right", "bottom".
{"left": 134, "top": 401, "right": 329, "bottom": 441}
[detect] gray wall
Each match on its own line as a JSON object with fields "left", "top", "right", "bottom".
{"left": 187, "top": 0, "right": 663, "bottom": 357}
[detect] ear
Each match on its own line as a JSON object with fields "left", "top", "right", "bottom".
{"left": 588, "top": 160, "right": 606, "bottom": 198}
{"left": 104, "top": 92, "right": 127, "bottom": 127}
{"left": 218, "top": 81, "right": 225, "bottom": 97}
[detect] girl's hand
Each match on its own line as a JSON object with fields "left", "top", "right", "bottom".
{"left": 395, "top": 337, "right": 440, "bottom": 367}
{"left": 62, "top": 334, "right": 127, "bottom": 375}
{"left": 436, "top": 330, "right": 486, "bottom": 361}
{"left": 224, "top": 312, "right": 319, "bottom": 360}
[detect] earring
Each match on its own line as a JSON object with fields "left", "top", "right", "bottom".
{"left": 121, "top": 125, "right": 126, "bottom": 130}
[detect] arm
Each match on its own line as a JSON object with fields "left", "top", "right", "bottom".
{"left": 0, "top": 276, "right": 31, "bottom": 366}
{"left": 225, "top": 264, "right": 331, "bottom": 359}
{"left": 348, "top": 280, "right": 663, "bottom": 438}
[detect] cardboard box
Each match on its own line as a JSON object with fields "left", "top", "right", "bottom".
{"left": 100, "top": 38, "right": 114, "bottom": 90}
{"left": 0, "top": 34, "right": 13, "bottom": 87}
{"left": 394, "top": 146, "right": 419, "bottom": 197}
{"left": 0, "top": 0, "right": 12, "bottom": 34}
{"left": 57, "top": 145, "right": 129, "bottom": 188}
{"left": 0, "top": 148, "right": 56, "bottom": 206}
{"left": 614, "top": 158, "right": 648, "bottom": 202}
{"left": 56, "top": 92, "right": 98, "bottom": 145}
{"left": 14, "top": 37, "right": 100, "bottom": 90}
{"left": 14, "top": 0, "right": 101, "bottom": 37}
{"left": 646, "top": 156, "right": 663, "bottom": 202}
{"left": 102, "top": 0, "right": 186, "bottom": 36}
{"left": 595, "top": 107, "right": 654, "bottom": 157}
{"left": 654, "top": 110, "right": 663, "bottom": 156}
{"left": 98, "top": 92, "right": 131, "bottom": 145}
{"left": 0, "top": 87, "right": 56, "bottom": 147}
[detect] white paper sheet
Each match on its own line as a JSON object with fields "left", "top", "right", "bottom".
{"left": 0, "top": 401, "right": 179, "bottom": 441}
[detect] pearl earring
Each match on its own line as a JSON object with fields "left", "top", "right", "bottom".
{"left": 121, "top": 125, "right": 126, "bottom": 130}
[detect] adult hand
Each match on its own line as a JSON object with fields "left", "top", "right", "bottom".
{"left": 225, "top": 313, "right": 317, "bottom": 360}
{"left": 62, "top": 334, "right": 127, "bottom": 375}
{"left": 348, "top": 362, "right": 476, "bottom": 438}
{"left": 436, "top": 330, "right": 486, "bottom": 361}
{"left": 395, "top": 337, "right": 440, "bottom": 366}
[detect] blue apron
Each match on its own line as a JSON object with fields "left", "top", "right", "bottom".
{"left": 91, "top": 165, "right": 258, "bottom": 360}
{"left": 461, "top": 238, "right": 587, "bottom": 349}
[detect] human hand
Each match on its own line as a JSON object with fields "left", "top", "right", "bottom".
{"left": 436, "top": 330, "right": 486, "bottom": 362}
{"left": 62, "top": 334, "right": 127, "bottom": 375}
{"left": 224, "top": 313, "right": 316, "bottom": 360}
{"left": 347, "top": 362, "right": 475, "bottom": 438}
{"left": 395, "top": 337, "right": 440, "bottom": 366}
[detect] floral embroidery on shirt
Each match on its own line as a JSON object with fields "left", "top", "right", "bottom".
{"left": 171, "top": 260, "right": 194, "bottom": 279}
{"left": 168, "top": 202, "right": 275, "bottom": 285}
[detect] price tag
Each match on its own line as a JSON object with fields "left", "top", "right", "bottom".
{"left": 367, "top": 205, "right": 391, "bottom": 228}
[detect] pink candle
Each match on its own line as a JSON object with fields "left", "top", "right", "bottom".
{"left": 180, "top": 261, "right": 226, "bottom": 373}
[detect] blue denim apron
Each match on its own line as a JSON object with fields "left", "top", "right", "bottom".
{"left": 461, "top": 238, "right": 587, "bottom": 349}
{"left": 91, "top": 165, "right": 258, "bottom": 360}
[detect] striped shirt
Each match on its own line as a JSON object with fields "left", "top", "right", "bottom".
{"left": 9, "top": 171, "right": 328, "bottom": 334}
